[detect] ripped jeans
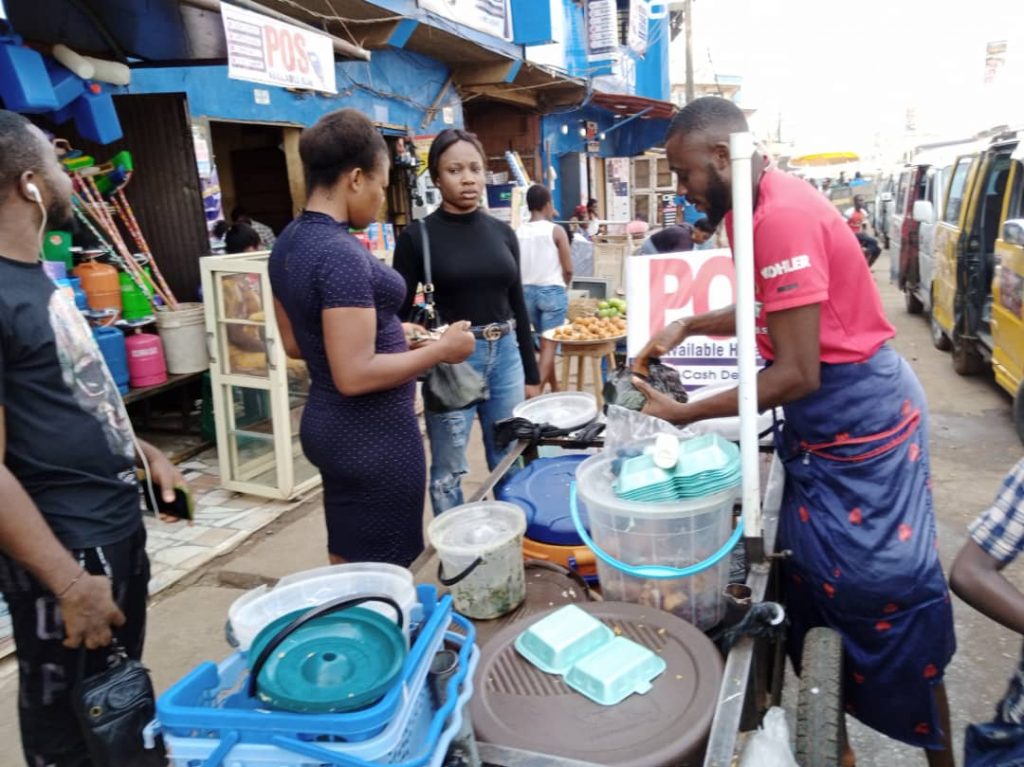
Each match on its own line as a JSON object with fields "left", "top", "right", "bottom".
{"left": 425, "top": 332, "right": 525, "bottom": 515}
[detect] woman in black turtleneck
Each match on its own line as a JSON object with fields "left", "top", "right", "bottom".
{"left": 394, "top": 128, "right": 540, "bottom": 515}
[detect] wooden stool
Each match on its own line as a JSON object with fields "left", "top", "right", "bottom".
{"left": 559, "top": 340, "right": 617, "bottom": 408}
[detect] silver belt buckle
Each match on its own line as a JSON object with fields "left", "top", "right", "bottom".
{"left": 481, "top": 323, "right": 503, "bottom": 341}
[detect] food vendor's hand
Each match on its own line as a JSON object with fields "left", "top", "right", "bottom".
{"left": 436, "top": 321, "right": 475, "bottom": 363}
{"left": 59, "top": 573, "right": 125, "bottom": 650}
{"left": 632, "top": 377, "right": 688, "bottom": 425}
{"left": 525, "top": 384, "right": 541, "bottom": 399}
{"left": 632, "top": 319, "right": 688, "bottom": 376}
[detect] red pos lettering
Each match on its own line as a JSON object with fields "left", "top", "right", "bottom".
{"left": 263, "top": 25, "right": 311, "bottom": 73}
{"left": 647, "top": 254, "right": 734, "bottom": 340}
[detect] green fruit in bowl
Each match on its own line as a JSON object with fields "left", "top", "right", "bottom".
{"left": 597, "top": 300, "right": 610, "bottom": 310}
{"left": 598, "top": 308, "right": 612, "bottom": 318}
{"left": 609, "top": 307, "right": 620, "bottom": 317}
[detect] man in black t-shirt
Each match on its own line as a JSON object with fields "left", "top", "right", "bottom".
{"left": 0, "top": 110, "right": 182, "bottom": 765}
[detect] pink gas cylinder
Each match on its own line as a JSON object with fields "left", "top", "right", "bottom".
{"left": 125, "top": 329, "right": 168, "bottom": 388}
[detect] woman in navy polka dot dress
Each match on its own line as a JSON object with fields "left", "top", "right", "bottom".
{"left": 268, "top": 109, "right": 474, "bottom": 566}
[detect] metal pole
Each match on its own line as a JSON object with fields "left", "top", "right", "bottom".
{"left": 729, "top": 131, "right": 763, "bottom": 559}
{"left": 684, "top": 0, "right": 695, "bottom": 103}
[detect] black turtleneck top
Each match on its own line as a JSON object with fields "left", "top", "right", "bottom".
{"left": 393, "top": 207, "right": 540, "bottom": 385}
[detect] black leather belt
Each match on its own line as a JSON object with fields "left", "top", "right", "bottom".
{"left": 470, "top": 320, "right": 516, "bottom": 341}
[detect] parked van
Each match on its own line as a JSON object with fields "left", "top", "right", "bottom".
{"left": 931, "top": 129, "right": 1024, "bottom": 441}
{"left": 890, "top": 164, "right": 927, "bottom": 293}
{"left": 902, "top": 145, "right": 978, "bottom": 316}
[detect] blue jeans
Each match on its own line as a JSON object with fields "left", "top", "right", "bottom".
{"left": 426, "top": 332, "right": 525, "bottom": 514}
{"left": 523, "top": 285, "right": 568, "bottom": 344}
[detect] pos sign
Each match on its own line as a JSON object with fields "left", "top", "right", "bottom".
{"left": 627, "top": 249, "right": 759, "bottom": 389}
{"left": 221, "top": 4, "right": 337, "bottom": 94}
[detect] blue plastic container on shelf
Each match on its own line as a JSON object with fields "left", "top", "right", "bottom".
{"left": 154, "top": 621, "right": 478, "bottom": 767}
{"left": 156, "top": 585, "right": 454, "bottom": 745}
{"left": 0, "top": 39, "right": 58, "bottom": 112}
{"left": 45, "top": 59, "right": 86, "bottom": 110}
{"left": 92, "top": 326, "right": 129, "bottom": 395}
{"left": 72, "top": 89, "right": 123, "bottom": 144}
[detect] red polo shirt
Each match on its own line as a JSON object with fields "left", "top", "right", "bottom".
{"left": 726, "top": 170, "right": 894, "bottom": 363}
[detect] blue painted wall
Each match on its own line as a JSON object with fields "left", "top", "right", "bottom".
{"left": 126, "top": 48, "right": 461, "bottom": 133}
{"left": 634, "top": 16, "right": 670, "bottom": 102}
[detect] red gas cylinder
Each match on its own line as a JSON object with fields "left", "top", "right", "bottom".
{"left": 125, "top": 330, "right": 168, "bottom": 388}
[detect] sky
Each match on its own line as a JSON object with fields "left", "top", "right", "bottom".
{"left": 669, "top": 0, "right": 1024, "bottom": 164}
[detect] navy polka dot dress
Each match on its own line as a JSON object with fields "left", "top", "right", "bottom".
{"left": 269, "top": 212, "right": 424, "bottom": 566}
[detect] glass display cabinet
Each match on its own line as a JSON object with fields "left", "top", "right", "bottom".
{"left": 201, "top": 252, "right": 320, "bottom": 500}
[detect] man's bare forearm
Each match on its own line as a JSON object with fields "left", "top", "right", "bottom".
{"left": 682, "top": 305, "right": 736, "bottom": 337}
{"left": 0, "top": 467, "right": 81, "bottom": 594}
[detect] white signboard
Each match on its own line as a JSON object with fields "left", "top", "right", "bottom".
{"left": 586, "top": 0, "right": 618, "bottom": 59}
{"left": 627, "top": 249, "right": 753, "bottom": 389}
{"left": 627, "top": 0, "right": 649, "bottom": 55}
{"left": 221, "top": 3, "right": 336, "bottom": 94}
{"left": 419, "top": 0, "right": 511, "bottom": 41}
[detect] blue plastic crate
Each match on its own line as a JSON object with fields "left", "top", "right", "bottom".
{"left": 153, "top": 618, "right": 478, "bottom": 767}
{"left": 0, "top": 40, "right": 58, "bottom": 112}
{"left": 157, "top": 586, "right": 452, "bottom": 744}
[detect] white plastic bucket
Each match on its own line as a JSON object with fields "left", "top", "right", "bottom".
{"left": 575, "top": 447, "right": 738, "bottom": 630}
{"left": 156, "top": 302, "right": 209, "bottom": 374}
{"left": 227, "top": 562, "right": 419, "bottom": 651}
{"left": 427, "top": 501, "right": 526, "bottom": 620}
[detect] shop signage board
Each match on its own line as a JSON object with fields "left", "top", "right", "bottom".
{"left": 627, "top": 0, "right": 649, "bottom": 55}
{"left": 586, "top": 0, "right": 619, "bottom": 60}
{"left": 627, "top": 249, "right": 760, "bottom": 388}
{"left": 221, "top": 3, "right": 336, "bottom": 94}
{"left": 419, "top": 0, "right": 512, "bottom": 41}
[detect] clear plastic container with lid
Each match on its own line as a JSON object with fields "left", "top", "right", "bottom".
{"left": 575, "top": 444, "right": 738, "bottom": 630}
{"left": 427, "top": 501, "right": 526, "bottom": 620}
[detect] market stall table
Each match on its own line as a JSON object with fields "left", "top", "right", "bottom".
{"left": 123, "top": 370, "right": 204, "bottom": 433}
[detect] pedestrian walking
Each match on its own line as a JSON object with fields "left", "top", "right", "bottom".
{"left": 517, "top": 184, "right": 572, "bottom": 393}
{"left": 268, "top": 109, "right": 474, "bottom": 566}
{"left": 0, "top": 109, "right": 183, "bottom": 766}
{"left": 394, "top": 128, "right": 541, "bottom": 515}
{"left": 632, "top": 97, "right": 956, "bottom": 767}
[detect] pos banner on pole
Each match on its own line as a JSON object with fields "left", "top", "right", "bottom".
{"left": 627, "top": 249, "right": 760, "bottom": 388}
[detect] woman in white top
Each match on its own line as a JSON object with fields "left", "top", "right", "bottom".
{"left": 516, "top": 185, "right": 573, "bottom": 392}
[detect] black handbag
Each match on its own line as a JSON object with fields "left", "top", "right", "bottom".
{"left": 415, "top": 220, "right": 488, "bottom": 413}
{"left": 71, "top": 642, "right": 166, "bottom": 767}
{"left": 408, "top": 220, "right": 441, "bottom": 332}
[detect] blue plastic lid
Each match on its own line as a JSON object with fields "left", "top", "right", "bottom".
{"left": 497, "top": 455, "right": 591, "bottom": 546}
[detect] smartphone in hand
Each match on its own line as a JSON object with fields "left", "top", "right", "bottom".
{"left": 142, "top": 485, "right": 195, "bottom": 522}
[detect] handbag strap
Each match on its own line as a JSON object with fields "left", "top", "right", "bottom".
{"left": 420, "top": 220, "right": 438, "bottom": 326}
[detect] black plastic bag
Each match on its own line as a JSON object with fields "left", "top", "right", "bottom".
{"left": 422, "top": 362, "right": 488, "bottom": 413}
{"left": 603, "top": 359, "right": 688, "bottom": 412}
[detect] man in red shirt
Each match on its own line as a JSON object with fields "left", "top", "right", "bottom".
{"left": 634, "top": 97, "right": 955, "bottom": 767}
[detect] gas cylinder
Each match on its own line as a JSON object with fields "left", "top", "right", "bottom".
{"left": 73, "top": 259, "right": 122, "bottom": 317}
{"left": 125, "top": 329, "right": 167, "bottom": 388}
{"left": 92, "top": 326, "right": 129, "bottom": 395}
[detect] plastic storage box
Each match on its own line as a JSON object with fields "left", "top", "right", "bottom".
{"left": 153, "top": 617, "right": 478, "bottom": 767}
{"left": 159, "top": 586, "right": 448, "bottom": 744}
{"left": 0, "top": 40, "right": 58, "bottom": 112}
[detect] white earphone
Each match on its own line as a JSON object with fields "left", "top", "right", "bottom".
{"left": 25, "top": 182, "right": 41, "bottom": 202}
